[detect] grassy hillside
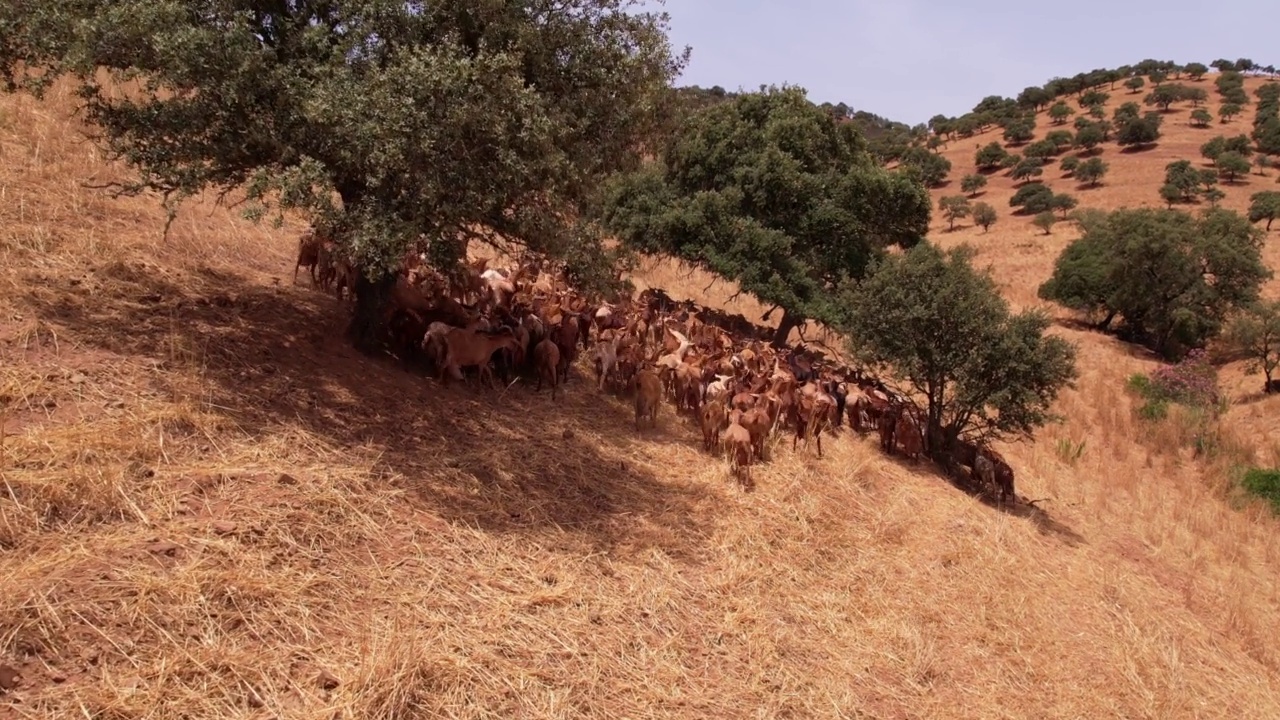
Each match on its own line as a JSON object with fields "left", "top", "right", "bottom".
{"left": 2, "top": 77, "right": 1280, "bottom": 720}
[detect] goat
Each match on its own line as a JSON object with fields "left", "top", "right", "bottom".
{"left": 440, "top": 327, "right": 520, "bottom": 389}
{"left": 721, "top": 421, "right": 754, "bottom": 488}
{"left": 634, "top": 368, "right": 662, "bottom": 431}
{"left": 700, "top": 399, "right": 728, "bottom": 453}
{"left": 533, "top": 338, "right": 561, "bottom": 400}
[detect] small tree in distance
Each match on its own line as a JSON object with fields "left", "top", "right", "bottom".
{"left": 1033, "top": 211, "right": 1058, "bottom": 235}
{"left": 1075, "top": 157, "right": 1109, "bottom": 187}
{"left": 1249, "top": 191, "right": 1280, "bottom": 230}
{"left": 1049, "top": 102, "right": 1075, "bottom": 124}
{"left": 1191, "top": 108, "right": 1213, "bottom": 128}
{"left": 1217, "top": 151, "right": 1251, "bottom": 182}
{"left": 1185, "top": 62, "right": 1210, "bottom": 80}
{"left": 1224, "top": 301, "right": 1280, "bottom": 393}
{"left": 1125, "top": 76, "right": 1146, "bottom": 94}
{"left": 1061, "top": 156, "right": 1081, "bottom": 175}
{"left": 973, "top": 202, "right": 998, "bottom": 232}
{"left": 939, "top": 195, "right": 973, "bottom": 230}
{"left": 960, "top": 174, "right": 988, "bottom": 196}
{"left": 1220, "top": 103, "right": 1243, "bottom": 122}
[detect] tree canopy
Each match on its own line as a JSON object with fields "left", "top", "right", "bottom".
{"left": 598, "top": 85, "right": 931, "bottom": 346}
{"left": 0, "top": 0, "right": 688, "bottom": 350}
{"left": 1038, "top": 207, "right": 1271, "bottom": 357}
{"left": 841, "top": 243, "right": 1077, "bottom": 455}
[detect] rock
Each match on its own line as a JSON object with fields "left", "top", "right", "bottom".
{"left": 562, "top": 428, "right": 575, "bottom": 440}
{"left": 145, "top": 541, "right": 182, "bottom": 557}
{"left": 0, "top": 665, "right": 20, "bottom": 691}
{"left": 69, "top": 373, "right": 87, "bottom": 384}
{"left": 277, "top": 473, "right": 298, "bottom": 485}
{"left": 211, "top": 521, "right": 238, "bottom": 536}
{"left": 317, "top": 669, "right": 340, "bottom": 690}
{"left": 50, "top": 671, "right": 67, "bottom": 683}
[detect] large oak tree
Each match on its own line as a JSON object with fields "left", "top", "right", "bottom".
{"left": 597, "top": 85, "right": 931, "bottom": 346}
{"left": 0, "top": 0, "right": 687, "bottom": 350}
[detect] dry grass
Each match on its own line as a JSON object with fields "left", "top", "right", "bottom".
{"left": 1, "top": 75, "right": 1280, "bottom": 720}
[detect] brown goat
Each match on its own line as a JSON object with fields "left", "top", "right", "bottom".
{"left": 533, "top": 338, "right": 561, "bottom": 400}
{"left": 634, "top": 368, "right": 662, "bottom": 431}
{"left": 440, "top": 327, "right": 520, "bottom": 389}
{"left": 700, "top": 399, "right": 728, "bottom": 453}
{"left": 721, "top": 421, "right": 754, "bottom": 488}
{"left": 295, "top": 230, "right": 323, "bottom": 283}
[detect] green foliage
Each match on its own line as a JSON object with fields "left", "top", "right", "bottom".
{"left": 841, "top": 243, "right": 1078, "bottom": 449}
{"left": 1011, "top": 158, "right": 1045, "bottom": 183}
{"left": 1055, "top": 438, "right": 1087, "bottom": 465}
{"left": 1116, "top": 112, "right": 1163, "bottom": 149}
{"left": 0, "top": 0, "right": 687, "bottom": 348}
{"left": 1073, "top": 123, "right": 1106, "bottom": 152}
{"left": 1217, "top": 151, "right": 1251, "bottom": 182}
{"left": 1164, "top": 159, "right": 1209, "bottom": 202}
{"left": 1023, "top": 139, "right": 1059, "bottom": 160}
{"left": 599, "top": 86, "right": 931, "bottom": 345}
{"left": 1018, "top": 86, "right": 1055, "bottom": 111}
{"left": 1080, "top": 90, "right": 1110, "bottom": 108}
{"left": 1009, "top": 183, "right": 1055, "bottom": 214}
{"left": 1075, "top": 157, "right": 1109, "bottom": 187}
{"left": 1223, "top": 300, "right": 1280, "bottom": 393}
{"left": 1045, "top": 130, "right": 1076, "bottom": 151}
{"left": 974, "top": 141, "right": 1010, "bottom": 170}
{"left": 1204, "top": 187, "right": 1226, "bottom": 207}
{"left": 1184, "top": 62, "right": 1209, "bottom": 80}
{"left": 1038, "top": 207, "right": 1272, "bottom": 357}
{"left": 1184, "top": 87, "right": 1209, "bottom": 106}
{"left": 1254, "top": 116, "right": 1280, "bottom": 156}
{"left": 1051, "top": 193, "right": 1079, "bottom": 218}
{"left": 1220, "top": 103, "right": 1243, "bottom": 122}
{"left": 1124, "top": 76, "right": 1146, "bottom": 93}
{"left": 973, "top": 202, "right": 998, "bottom": 232}
{"left": 1060, "top": 156, "right": 1081, "bottom": 175}
{"left": 899, "top": 146, "right": 953, "bottom": 187}
{"left": 1242, "top": 468, "right": 1280, "bottom": 514}
{"left": 1190, "top": 108, "right": 1213, "bottom": 128}
{"left": 1033, "top": 211, "right": 1058, "bottom": 234}
{"left": 939, "top": 195, "right": 972, "bottom": 230}
{"left": 1002, "top": 116, "right": 1037, "bottom": 145}
{"left": 1049, "top": 102, "right": 1075, "bottom": 124}
{"left": 1144, "top": 83, "right": 1189, "bottom": 111}
{"left": 1249, "top": 191, "right": 1280, "bottom": 230}
{"left": 960, "top": 173, "right": 988, "bottom": 196}
{"left": 1114, "top": 102, "right": 1142, "bottom": 122}
{"left": 1149, "top": 69, "right": 1168, "bottom": 85}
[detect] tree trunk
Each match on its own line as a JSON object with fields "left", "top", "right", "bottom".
{"left": 770, "top": 308, "right": 803, "bottom": 349}
{"left": 348, "top": 270, "right": 398, "bottom": 355}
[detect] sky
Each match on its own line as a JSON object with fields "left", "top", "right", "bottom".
{"left": 647, "top": 0, "right": 1278, "bottom": 125}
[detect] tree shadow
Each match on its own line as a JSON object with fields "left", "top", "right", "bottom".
{"left": 1118, "top": 144, "right": 1160, "bottom": 154}
{"left": 939, "top": 460, "right": 1088, "bottom": 547}
{"left": 20, "top": 259, "right": 719, "bottom": 560}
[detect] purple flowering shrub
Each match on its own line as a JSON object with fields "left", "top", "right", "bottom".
{"left": 1147, "top": 349, "right": 1221, "bottom": 408}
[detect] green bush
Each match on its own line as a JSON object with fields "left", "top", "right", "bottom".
{"left": 1241, "top": 468, "right": 1280, "bottom": 513}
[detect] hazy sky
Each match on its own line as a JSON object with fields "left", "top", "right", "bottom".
{"left": 649, "top": 0, "right": 1277, "bottom": 125}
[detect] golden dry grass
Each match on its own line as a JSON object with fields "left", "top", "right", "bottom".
{"left": 1, "top": 75, "right": 1280, "bottom": 720}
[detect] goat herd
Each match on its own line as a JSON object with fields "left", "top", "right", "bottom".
{"left": 294, "top": 228, "right": 1016, "bottom": 503}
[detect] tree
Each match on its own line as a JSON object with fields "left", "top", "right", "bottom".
{"left": 1185, "top": 62, "right": 1209, "bottom": 80}
{"left": 0, "top": 0, "right": 687, "bottom": 352}
{"left": 1075, "top": 157, "right": 1109, "bottom": 186}
{"left": 960, "top": 173, "right": 988, "bottom": 196}
{"left": 1009, "top": 183, "right": 1056, "bottom": 214}
{"left": 841, "top": 243, "right": 1077, "bottom": 460}
{"left": 1220, "top": 103, "right": 1243, "bottom": 122}
{"left": 1116, "top": 112, "right": 1163, "bottom": 149}
{"left": 899, "top": 146, "right": 953, "bottom": 187}
{"left": 1038, "top": 207, "right": 1271, "bottom": 357}
{"left": 1149, "top": 69, "right": 1169, "bottom": 85}
{"left": 975, "top": 141, "right": 1010, "bottom": 170}
{"left": 1249, "top": 191, "right": 1280, "bottom": 230}
{"left": 1191, "top": 108, "right": 1213, "bottom": 127}
{"left": 1011, "top": 158, "right": 1045, "bottom": 183}
{"left": 1223, "top": 301, "right": 1280, "bottom": 393}
{"left": 1144, "top": 83, "right": 1187, "bottom": 111}
{"left": 1204, "top": 188, "right": 1227, "bottom": 207}
{"left": 1201, "top": 135, "right": 1228, "bottom": 162}
{"left": 1254, "top": 116, "right": 1280, "bottom": 155}
{"left": 1080, "top": 90, "right": 1110, "bottom": 108}
{"left": 1217, "top": 151, "right": 1251, "bottom": 182}
{"left": 600, "top": 86, "right": 931, "bottom": 347}
{"left": 973, "top": 202, "right": 998, "bottom": 232}
{"left": 1061, "top": 156, "right": 1081, "bottom": 175}
{"left": 1023, "top": 139, "right": 1059, "bottom": 160}
{"left": 1003, "top": 116, "right": 1037, "bottom": 145}
{"left": 1114, "top": 101, "right": 1143, "bottom": 122}
{"left": 1165, "top": 159, "right": 1205, "bottom": 202}
{"left": 1073, "top": 123, "right": 1106, "bottom": 152}
{"left": 939, "top": 196, "right": 972, "bottom": 230}
{"left": 1125, "top": 76, "right": 1146, "bottom": 93}
{"left": 1049, "top": 102, "right": 1075, "bottom": 124}
{"left": 1045, "top": 130, "right": 1076, "bottom": 152}
{"left": 1051, "top": 193, "right": 1079, "bottom": 218}
{"left": 1257, "top": 155, "right": 1273, "bottom": 176}
{"left": 1017, "top": 86, "right": 1055, "bottom": 111}
{"left": 1033, "top": 211, "right": 1058, "bottom": 234}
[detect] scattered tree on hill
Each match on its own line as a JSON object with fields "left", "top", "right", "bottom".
{"left": 1223, "top": 301, "right": 1280, "bottom": 393}
{"left": 1162, "top": 159, "right": 1214, "bottom": 203}
{"left": 1149, "top": 69, "right": 1168, "bottom": 85}
{"left": 1250, "top": 191, "right": 1280, "bottom": 230}
{"left": 1049, "top": 102, "right": 1075, "bottom": 124}
{"left": 1125, "top": 76, "right": 1146, "bottom": 94}
{"left": 939, "top": 196, "right": 972, "bottom": 230}
{"left": 960, "top": 174, "right": 988, "bottom": 196}
{"left": 1217, "top": 151, "right": 1252, "bottom": 182}
{"left": 600, "top": 86, "right": 931, "bottom": 347}
{"left": 1254, "top": 116, "right": 1280, "bottom": 156}
{"left": 1023, "top": 140, "right": 1059, "bottom": 161}
{"left": 1011, "top": 158, "right": 1045, "bottom": 183}
{"left": 1009, "top": 183, "right": 1062, "bottom": 215}
{"left": 1257, "top": 155, "right": 1273, "bottom": 176}
{"left": 1060, "top": 156, "right": 1081, "bottom": 175}
{"left": 1144, "top": 83, "right": 1187, "bottom": 111}
{"left": 1017, "top": 86, "right": 1055, "bottom": 111}
{"left": 0, "top": 0, "right": 688, "bottom": 351}
{"left": 1191, "top": 108, "right": 1213, "bottom": 128}
{"left": 1037, "top": 207, "right": 1271, "bottom": 357}
{"left": 1088, "top": 104, "right": 1107, "bottom": 120}
{"left": 973, "top": 202, "right": 998, "bottom": 232}
{"left": 1033, "top": 211, "right": 1058, "bottom": 235}
{"left": 1184, "top": 62, "right": 1209, "bottom": 80}
{"left": 1052, "top": 193, "right": 1079, "bottom": 218}
{"left": 840, "top": 242, "right": 1078, "bottom": 459}
{"left": 975, "top": 141, "right": 1011, "bottom": 170}
{"left": 899, "top": 146, "right": 953, "bottom": 187}
{"left": 1075, "top": 157, "right": 1109, "bottom": 186}
{"left": 1073, "top": 123, "right": 1106, "bottom": 152}
{"left": 1204, "top": 187, "right": 1226, "bottom": 207}
{"left": 1116, "top": 112, "right": 1163, "bottom": 149}
{"left": 1159, "top": 183, "right": 1185, "bottom": 208}
{"left": 1114, "top": 102, "right": 1142, "bottom": 122}
{"left": 1202, "top": 134, "right": 1253, "bottom": 163}
{"left": 1080, "top": 90, "right": 1110, "bottom": 108}
{"left": 1045, "top": 130, "right": 1075, "bottom": 152}
{"left": 1002, "top": 116, "right": 1037, "bottom": 145}
{"left": 1184, "top": 87, "right": 1209, "bottom": 106}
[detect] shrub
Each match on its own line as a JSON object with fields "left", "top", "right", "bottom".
{"left": 1148, "top": 349, "right": 1221, "bottom": 408}
{"left": 1241, "top": 468, "right": 1280, "bottom": 513}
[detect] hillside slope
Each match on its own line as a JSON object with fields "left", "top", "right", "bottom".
{"left": 1, "top": 81, "right": 1280, "bottom": 720}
